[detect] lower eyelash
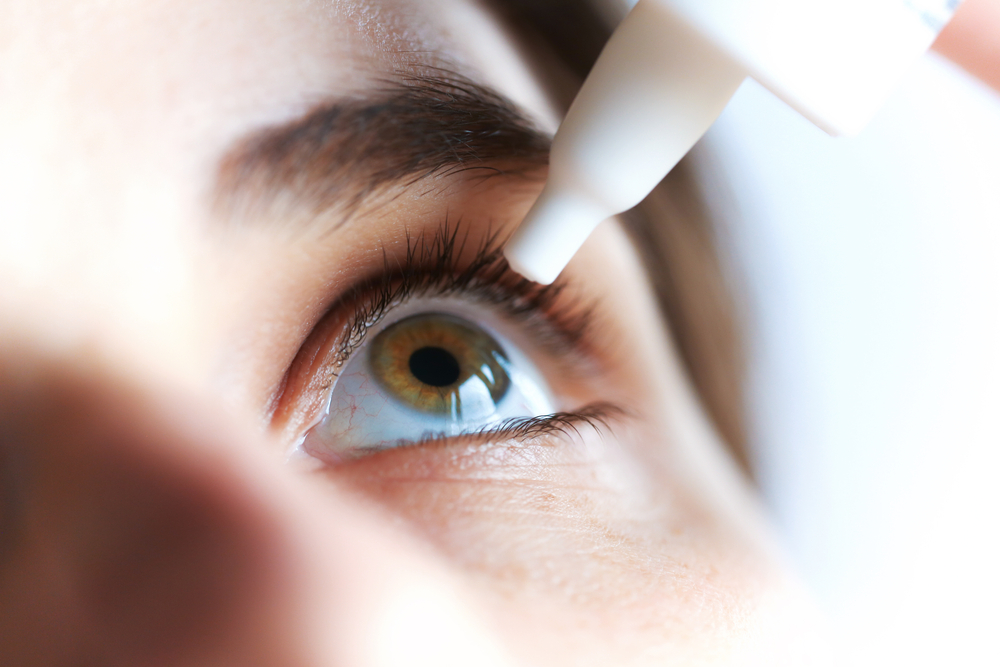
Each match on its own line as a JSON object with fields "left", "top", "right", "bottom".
{"left": 478, "top": 402, "right": 625, "bottom": 441}
{"left": 367, "top": 402, "right": 627, "bottom": 453}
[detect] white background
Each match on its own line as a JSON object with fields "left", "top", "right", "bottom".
{"left": 697, "top": 53, "right": 1000, "bottom": 664}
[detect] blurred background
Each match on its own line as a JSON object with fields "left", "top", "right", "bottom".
{"left": 694, "top": 50, "right": 1000, "bottom": 664}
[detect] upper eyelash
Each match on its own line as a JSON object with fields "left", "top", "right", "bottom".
{"left": 329, "top": 219, "right": 597, "bottom": 376}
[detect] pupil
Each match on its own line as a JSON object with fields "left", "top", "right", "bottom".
{"left": 408, "top": 346, "right": 461, "bottom": 387}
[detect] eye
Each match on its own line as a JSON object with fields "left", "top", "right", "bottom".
{"left": 370, "top": 313, "right": 510, "bottom": 416}
{"left": 301, "top": 307, "right": 555, "bottom": 462}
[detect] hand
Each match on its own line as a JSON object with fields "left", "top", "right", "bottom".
{"left": 934, "top": 0, "right": 1000, "bottom": 91}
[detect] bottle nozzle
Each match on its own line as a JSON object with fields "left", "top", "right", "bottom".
{"left": 503, "top": 0, "right": 745, "bottom": 284}
{"left": 504, "top": 186, "right": 609, "bottom": 285}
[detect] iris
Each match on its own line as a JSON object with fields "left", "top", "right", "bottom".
{"left": 369, "top": 314, "right": 511, "bottom": 418}
{"left": 303, "top": 309, "right": 553, "bottom": 461}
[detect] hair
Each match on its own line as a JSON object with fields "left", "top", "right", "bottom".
{"left": 496, "top": 0, "right": 751, "bottom": 473}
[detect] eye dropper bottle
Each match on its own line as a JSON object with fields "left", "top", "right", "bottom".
{"left": 504, "top": 0, "right": 963, "bottom": 284}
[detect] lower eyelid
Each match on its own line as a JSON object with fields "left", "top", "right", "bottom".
{"left": 317, "top": 430, "right": 596, "bottom": 483}
{"left": 303, "top": 403, "right": 626, "bottom": 474}
{"left": 311, "top": 414, "right": 641, "bottom": 561}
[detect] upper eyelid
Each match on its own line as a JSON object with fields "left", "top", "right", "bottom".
{"left": 325, "top": 222, "right": 602, "bottom": 378}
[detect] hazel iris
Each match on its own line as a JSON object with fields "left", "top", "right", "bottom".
{"left": 368, "top": 313, "right": 511, "bottom": 417}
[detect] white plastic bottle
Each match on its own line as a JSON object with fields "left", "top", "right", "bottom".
{"left": 504, "top": 0, "right": 963, "bottom": 284}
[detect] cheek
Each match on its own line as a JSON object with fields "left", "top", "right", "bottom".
{"left": 316, "top": 427, "right": 773, "bottom": 656}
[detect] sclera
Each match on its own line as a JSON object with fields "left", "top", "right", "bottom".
{"left": 301, "top": 298, "right": 556, "bottom": 462}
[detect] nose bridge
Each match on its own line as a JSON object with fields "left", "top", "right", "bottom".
{"left": 0, "top": 353, "right": 305, "bottom": 666}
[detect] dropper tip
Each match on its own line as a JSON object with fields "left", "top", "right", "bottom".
{"left": 503, "top": 243, "right": 556, "bottom": 285}
{"left": 503, "top": 186, "right": 609, "bottom": 286}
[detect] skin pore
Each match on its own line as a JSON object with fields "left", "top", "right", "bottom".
{"left": 0, "top": 1, "right": 825, "bottom": 665}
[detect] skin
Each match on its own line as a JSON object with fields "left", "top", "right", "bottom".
{"left": 0, "top": 1, "right": 827, "bottom": 665}
{"left": 933, "top": 0, "right": 1000, "bottom": 92}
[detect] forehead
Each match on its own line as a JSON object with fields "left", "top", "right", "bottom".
{"left": 2, "top": 1, "right": 472, "bottom": 191}
{"left": 0, "top": 0, "right": 550, "bottom": 223}
{"left": 0, "top": 2, "right": 551, "bottom": 273}
{"left": 0, "top": 0, "right": 555, "bottom": 380}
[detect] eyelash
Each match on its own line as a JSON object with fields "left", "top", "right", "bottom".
{"left": 383, "top": 402, "right": 626, "bottom": 450}
{"left": 283, "top": 220, "right": 620, "bottom": 449}
{"left": 329, "top": 220, "right": 596, "bottom": 379}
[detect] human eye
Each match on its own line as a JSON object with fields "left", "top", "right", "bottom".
{"left": 306, "top": 306, "right": 557, "bottom": 460}
{"left": 273, "top": 223, "right": 619, "bottom": 466}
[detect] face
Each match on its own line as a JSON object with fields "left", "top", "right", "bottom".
{"left": 0, "top": 1, "right": 826, "bottom": 664}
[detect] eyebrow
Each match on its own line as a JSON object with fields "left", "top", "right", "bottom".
{"left": 215, "top": 72, "right": 551, "bottom": 228}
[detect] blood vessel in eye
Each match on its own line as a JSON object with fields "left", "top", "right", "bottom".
{"left": 409, "top": 347, "right": 461, "bottom": 387}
